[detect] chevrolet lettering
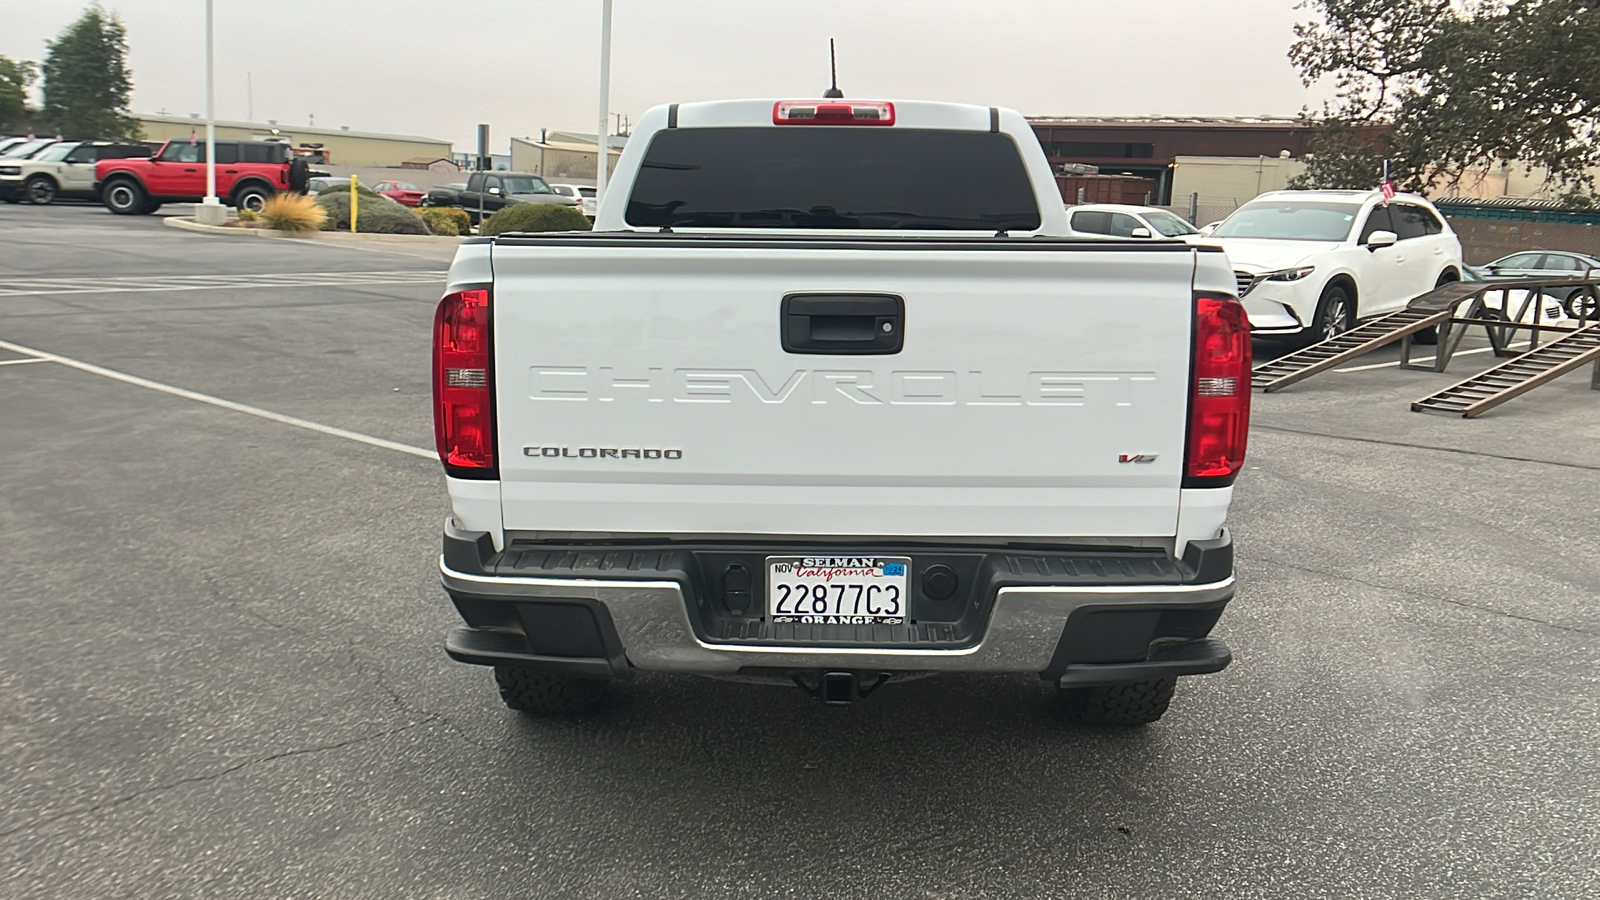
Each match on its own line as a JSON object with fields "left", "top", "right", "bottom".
{"left": 432, "top": 97, "right": 1250, "bottom": 725}
{"left": 522, "top": 446, "right": 683, "bottom": 460}
{"left": 528, "top": 365, "right": 1158, "bottom": 407}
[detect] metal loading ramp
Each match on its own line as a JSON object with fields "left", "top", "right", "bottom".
{"left": 1252, "top": 306, "right": 1455, "bottom": 393}
{"left": 1411, "top": 324, "right": 1600, "bottom": 417}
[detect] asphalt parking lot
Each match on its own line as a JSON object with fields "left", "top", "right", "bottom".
{"left": 2, "top": 202, "right": 1597, "bottom": 899}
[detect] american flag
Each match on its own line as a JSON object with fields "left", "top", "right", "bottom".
{"left": 1379, "top": 180, "right": 1396, "bottom": 205}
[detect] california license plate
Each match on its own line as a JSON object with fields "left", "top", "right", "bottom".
{"left": 767, "top": 556, "right": 910, "bottom": 625}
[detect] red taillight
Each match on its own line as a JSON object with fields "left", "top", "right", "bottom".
{"left": 1185, "top": 293, "right": 1251, "bottom": 486}
{"left": 432, "top": 287, "right": 496, "bottom": 478}
{"left": 773, "top": 100, "right": 895, "bottom": 125}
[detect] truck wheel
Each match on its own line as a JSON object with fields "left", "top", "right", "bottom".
{"left": 1058, "top": 677, "right": 1176, "bottom": 726}
{"left": 493, "top": 666, "right": 608, "bottom": 715}
{"left": 103, "top": 178, "right": 146, "bottom": 215}
{"left": 25, "top": 175, "right": 58, "bottom": 205}
{"left": 233, "top": 184, "right": 272, "bottom": 213}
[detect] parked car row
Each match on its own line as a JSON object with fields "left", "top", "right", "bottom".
{"left": 1, "top": 138, "right": 151, "bottom": 204}
{"left": 1, "top": 135, "right": 297, "bottom": 213}
{"left": 1064, "top": 191, "right": 1595, "bottom": 345}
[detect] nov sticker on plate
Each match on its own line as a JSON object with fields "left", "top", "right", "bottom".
{"left": 767, "top": 556, "right": 910, "bottom": 625}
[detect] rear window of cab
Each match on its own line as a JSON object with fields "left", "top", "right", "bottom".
{"left": 626, "top": 127, "right": 1041, "bottom": 231}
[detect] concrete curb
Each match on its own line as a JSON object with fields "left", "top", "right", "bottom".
{"left": 163, "top": 216, "right": 464, "bottom": 244}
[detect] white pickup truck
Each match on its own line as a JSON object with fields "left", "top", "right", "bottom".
{"left": 432, "top": 98, "right": 1251, "bottom": 725}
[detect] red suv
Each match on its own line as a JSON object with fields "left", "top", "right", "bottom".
{"left": 96, "top": 139, "right": 292, "bottom": 215}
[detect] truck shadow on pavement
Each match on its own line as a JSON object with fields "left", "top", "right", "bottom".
{"left": 461, "top": 670, "right": 1199, "bottom": 880}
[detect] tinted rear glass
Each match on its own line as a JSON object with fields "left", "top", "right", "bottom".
{"left": 240, "top": 143, "right": 278, "bottom": 163}
{"left": 627, "top": 127, "right": 1040, "bottom": 230}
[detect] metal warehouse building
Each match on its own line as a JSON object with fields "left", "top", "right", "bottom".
{"left": 135, "top": 115, "right": 453, "bottom": 168}
{"left": 1027, "top": 116, "right": 1324, "bottom": 204}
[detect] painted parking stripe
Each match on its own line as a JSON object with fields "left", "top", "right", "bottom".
{"left": 0, "top": 270, "right": 446, "bottom": 297}
{"left": 0, "top": 338, "right": 436, "bottom": 461}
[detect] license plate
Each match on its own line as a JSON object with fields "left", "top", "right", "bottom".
{"left": 767, "top": 556, "right": 910, "bottom": 625}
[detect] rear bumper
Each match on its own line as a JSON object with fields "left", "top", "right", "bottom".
{"left": 438, "top": 525, "right": 1237, "bottom": 685}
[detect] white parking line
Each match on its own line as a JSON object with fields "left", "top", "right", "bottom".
{"left": 0, "top": 338, "right": 436, "bottom": 461}
{"left": 0, "top": 357, "right": 49, "bottom": 366}
{"left": 0, "top": 270, "right": 446, "bottom": 297}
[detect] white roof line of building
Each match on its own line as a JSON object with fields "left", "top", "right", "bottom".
{"left": 136, "top": 113, "right": 450, "bottom": 146}
{"left": 1028, "top": 115, "right": 1308, "bottom": 127}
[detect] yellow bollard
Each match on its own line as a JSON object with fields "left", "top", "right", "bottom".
{"left": 350, "top": 174, "right": 359, "bottom": 233}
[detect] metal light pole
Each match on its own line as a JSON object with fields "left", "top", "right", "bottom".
{"left": 203, "top": 0, "right": 217, "bottom": 208}
{"left": 595, "top": 0, "right": 613, "bottom": 204}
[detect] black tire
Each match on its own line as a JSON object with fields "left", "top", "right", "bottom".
{"left": 24, "top": 175, "right": 57, "bottom": 205}
{"left": 1413, "top": 271, "right": 1460, "bottom": 345}
{"left": 232, "top": 182, "right": 272, "bottom": 213}
{"left": 1304, "top": 283, "right": 1355, "bottom": 346}
{"left": 1565, "top": 288, "right": 1597, "bottom": 320}
{"left": 1058, "top": 677, "right": 1177, "bottom": 726}
{"left": 102, "top": 178, "right": 147, "bottom": 215}
{"left": 493, "top": 666, "right": 608, "bottom": 715}
{"left": 140, "top": 199, "right": 163, "bottom": 214}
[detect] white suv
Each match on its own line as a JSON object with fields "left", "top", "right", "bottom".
{"left": 1204, "top": 190, "right": 1464, "bottom": 344}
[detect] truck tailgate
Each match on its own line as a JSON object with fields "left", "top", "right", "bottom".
{"left": 490, "top": 239, "right": 1198, "bottom": 539}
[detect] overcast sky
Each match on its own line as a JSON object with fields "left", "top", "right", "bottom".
{"left": 5, "top": 0, "right": 1326, "bottom": 150}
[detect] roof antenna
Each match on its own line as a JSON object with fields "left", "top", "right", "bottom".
{"left": 823, "top": 38, "right": 844, "bottom": 98}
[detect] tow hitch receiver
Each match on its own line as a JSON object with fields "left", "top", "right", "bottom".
{"left": 794, "top": 671, "right": 891, "bottom": 705}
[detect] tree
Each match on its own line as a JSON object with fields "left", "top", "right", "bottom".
{"left": 41, "top": 5, "right": 140, "bottom": 140}
{"left": 1288, "top": 0, "right": 1600, "bottom": 202}
{"left": 0, "top": 56, "right": 37, "bottom": 132}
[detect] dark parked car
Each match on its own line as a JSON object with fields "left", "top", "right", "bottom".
{"left": 421, "top": 171, "right": 579, "bottom": 224}
{"left": 1474, "top": 250, "right": 1600, "bottom": 317}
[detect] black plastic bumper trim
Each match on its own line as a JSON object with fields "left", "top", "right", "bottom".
{"left": 1056, "top": 637, "right": 1232, "bottom": 686}
{"left": 445, "top": 627, "right": 616, "bottom": 679}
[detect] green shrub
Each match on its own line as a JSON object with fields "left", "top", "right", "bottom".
{"left": 317, "top": 181, "right": 383, "bottom": 198}
{"left": 414, "top": 206, "right": 471, "bottom": 236}
{"left": 314, "top": 192, "right": 429, "bottom": 235}
{"left": 236, "top": 208, "right": 258, "bottom": 222}
{"left": 482, "top": 202, "right": 592, "bottom": 235}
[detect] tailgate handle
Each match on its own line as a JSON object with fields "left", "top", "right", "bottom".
{"left": 781, "top": 293, "right": 904, "bottom": 355}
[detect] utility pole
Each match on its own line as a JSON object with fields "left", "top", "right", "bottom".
{"left": 204, "top": 0, "right": 216, "bottom": 206}
{"left": 595, "top": 0, "right": 613, "bottom": 203}
{"left": 194, "top": 0, "right": 226, "bottom": 224}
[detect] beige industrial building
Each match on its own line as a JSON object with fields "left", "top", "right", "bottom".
{"left": 135, "top": 114, "right": 453, "bottom": 168}
{"left": 1170, "top": 154, "right": 1600, "bottom": 208}
{"left": 1170, "top": 155, "right": 1308, "bottom": 207}
{"left": 509, "top": 132, "right": 625, "bottom": 181}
